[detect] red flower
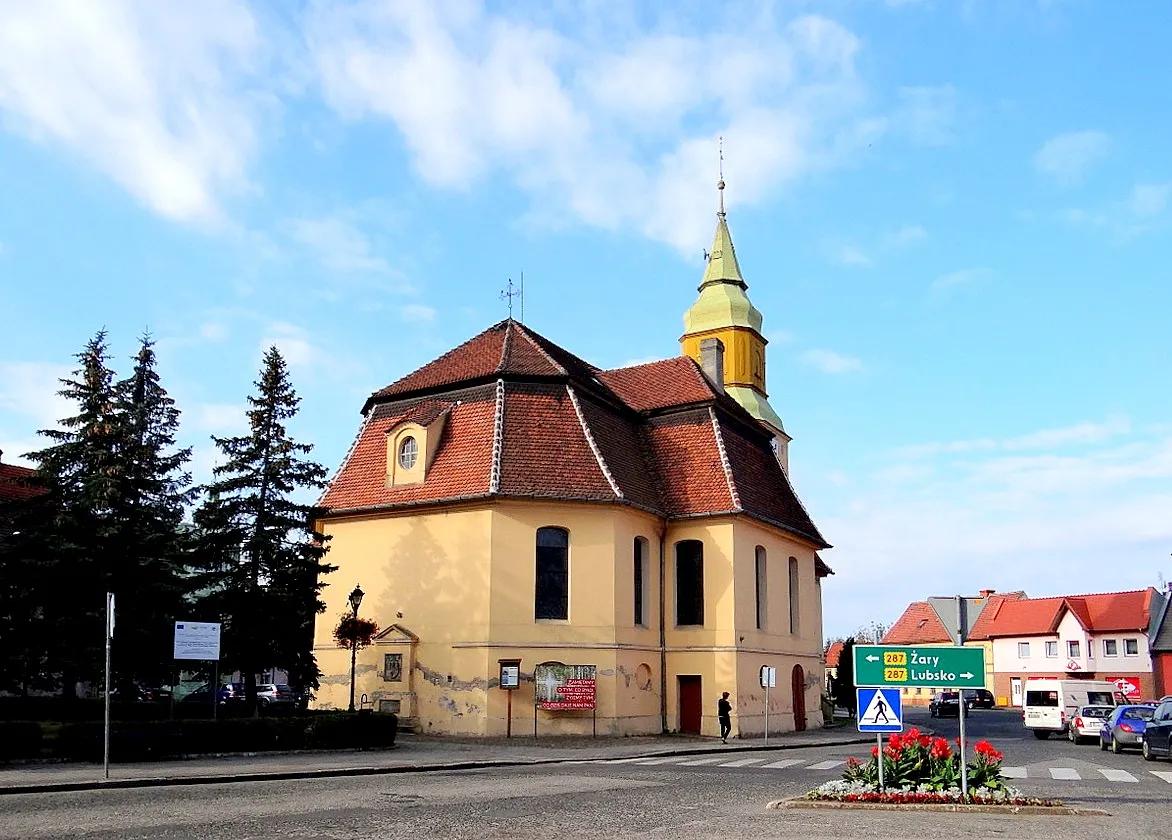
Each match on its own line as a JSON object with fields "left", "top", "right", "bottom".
{"left": 888, "top": 733, "right": 902, "bottom": 750}
{"left": 906, "top": 726, "right": 920, "bottom": 740}
{"left": 872, "top": 746, "right": 879, "bottom": 756}
{"left": 974, "top": 739, "right": 1003, "bottom": 762}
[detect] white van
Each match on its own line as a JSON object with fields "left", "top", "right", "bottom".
{"left": 1023, "top": 679, "right": 1121, "bottom": 739}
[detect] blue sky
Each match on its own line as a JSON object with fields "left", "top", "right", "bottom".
{"left": 2, "top": 0, "right": 1171, "bottom": 639}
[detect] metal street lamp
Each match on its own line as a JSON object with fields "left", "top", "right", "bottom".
{"left": 348, "top": 584, "right": 364, "bottom": 713}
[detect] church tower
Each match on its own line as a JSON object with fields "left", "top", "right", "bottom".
{"left": 681, "top": 176, "right": 792, "bottom": 471}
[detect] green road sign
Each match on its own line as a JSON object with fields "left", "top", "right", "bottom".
{"left": 853, "top": 645, "right": 986, "bottom": 689}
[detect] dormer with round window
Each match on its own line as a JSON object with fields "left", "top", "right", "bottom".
{"left": 385, "top": 403, "right": 452, "bottom": 487}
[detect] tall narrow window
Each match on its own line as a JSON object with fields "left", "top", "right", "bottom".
{"left": 754, "top": 546, "right": 767, "bottom": 630}
{"left": 633, "top": 537, "right": 648, "bottom": 626}
{"left": 788, "top": 557, "right": 800, "bottom": 636}
{"left": 535, "top": 527, "right": 569, "bottom": 620}
{"left": 675, "top": 540, "right": 704, "bottom": 626}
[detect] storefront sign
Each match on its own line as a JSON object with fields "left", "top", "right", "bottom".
{"left": 535, "top": 663, "right": 596, "bottom": 710}
{"left": 1107, "top": 676, "right": 1141, "bottom": 697}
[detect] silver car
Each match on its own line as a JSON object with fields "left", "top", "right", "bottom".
{"left": 1068, "top": 704, "right": 1114, "bottom": 744}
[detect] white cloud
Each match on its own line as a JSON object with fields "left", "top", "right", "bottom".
{"left": 892, "top": 416, "right": 1131, "bottom": 459}
{"left": 0, "top": 0, "right": 269, "bottom": 224}
{"left": 261, "top": 322, "right": 319, "bottom": 369}
{"left": 305, "top": 3, "right": 872, "bottom": 254}
{"left": 931, "top": 267, "right": 987, "bottom": 292}
{"left": 894, "top": 86, "right": 956, "bottom": 146}
{"left": 1129, "top": 182, "right": 1171, "bottom": 217}
{"left": 285, "top": 216, "right": 391, "bottom": 274}
{"left": 199, "top": 321, "right": 228, "bottom": 342}
{"left": 1062, "top": 180, "right": 1171, "bottom": 238}
{"left": 834, "top": 245, "right": 871, "bottom": 267}
{"left": 399, "top": 303, "right": 437, "bottom": 323}
{"left": 1033, "top": 130, "right": 1110, "bottom": 184}
{"left": 887, "top": 225, "right": 928, "bottom": 248}
{"left": 0, "top": 361, "right": 72, "bottom": 427}
{"left": 191, "top": 402, "right": 247, "bottom": 433}
{"left": 801, "top": 348, "right": 862, "bottom": 374}
{"left": 820, "top": 420, "right": 1172, "bottom": 637}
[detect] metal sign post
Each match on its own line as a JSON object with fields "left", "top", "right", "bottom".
{"left": 103, "top": 592, "right": 114, "bottom": 780}
{"left": 760, "top": 665, "right": 776, "bottom": 745}
{"left": 876, "top": 734, "right": 885, "bottom": 792}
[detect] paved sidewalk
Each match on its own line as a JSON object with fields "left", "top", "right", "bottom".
{"left": 0, "top": 727, "right": 870, "bottom": 795}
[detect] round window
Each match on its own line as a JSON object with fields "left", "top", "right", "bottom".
{"left": 398, "top": 436, "right": 418, "bottom": 469}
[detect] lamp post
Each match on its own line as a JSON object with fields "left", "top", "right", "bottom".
{"left": 348, "top": 584, "right": 364, "bottom": 713}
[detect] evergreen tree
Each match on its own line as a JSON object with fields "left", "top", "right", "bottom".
{"left": 191, "top": 347, "right": 334, "bottom": 704}
{"left": 107, "top": 334, "right": 194, "bottom": 692}
{"left": 832, "top": 637, "right": 857, "bottom": 715}
{"left": 24, "top": 332, "right": 123, "bottom": 693}
{"left": 0, "top": 491, "right": 55, "bottom": 694}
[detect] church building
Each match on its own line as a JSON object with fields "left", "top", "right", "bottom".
{"left": 311, "top": 184, "right": 833, "bottom": 737}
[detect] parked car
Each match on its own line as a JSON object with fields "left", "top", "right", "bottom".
{"left": 217, "top": 682, "right": 246, "bottom": 704}
{"left": 929, "top": 691, "right": 960, "bottom": 718}
{"left": 1068, "top": 704, "right": 1114, "bottom": 744}
{"left": 963, "top": 689, "right": 996, "bottom": 710}
{"left": 1142, "top": 697, "right": 1172, "bottom": 761}
{"left": 1099, "top": 704, "right": 1157, "bottom": 753}
{"left": 256, "top": 684, "right": 297, "bottom": 707}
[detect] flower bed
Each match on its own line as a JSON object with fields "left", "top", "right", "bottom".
{"left": 806, "top": 728, "right": 1063, "bottom": 807}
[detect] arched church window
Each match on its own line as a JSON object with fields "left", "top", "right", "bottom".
{"left": 675, "top": 540, "right": 704, "bottom": 626}
{"left": 535, "top": 527, "right": 569, "bottom": 620}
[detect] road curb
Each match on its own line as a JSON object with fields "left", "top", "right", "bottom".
{"left": 0, "top": 734, "right": 873, "bottom": 796}
{"left": 767, "top": 797, "right": 1112, "bottom": 817}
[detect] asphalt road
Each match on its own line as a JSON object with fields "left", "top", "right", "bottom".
{"left": 2, "top": 708, "right": 1169, "bottom": 840}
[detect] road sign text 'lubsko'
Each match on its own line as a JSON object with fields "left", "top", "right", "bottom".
{"left": 853, "top": 645, "right": 986, "bottom": 689}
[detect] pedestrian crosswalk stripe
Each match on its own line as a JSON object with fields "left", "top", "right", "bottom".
{"left": 1099, "top": 769, "right": 1138, "bottom": 783}
{"left": 719, "top": 757, "right": 770, "bottom": 767}
{"left": 675, "top": 756, "right": 729, "bottom": 766}
{"left": 1049, "top": 768, "right": 1080, "bottom": 780}
{"left": 634, "top": 756, "right": 686, "bottom": 765}
{"left": 1001, "top": 766, "right": 1027, "bottom": 778}
{"left": 807, "top": 760, "right": 842, "bottom": 770}
{"left": 609, "top": 757, "right": 656, "bottom": 763}
{"left": 1151, "top": 771, "right": 1172, "bottom": 783}
{"left": 762, "top": 759, "right": 806, "bottom": 769}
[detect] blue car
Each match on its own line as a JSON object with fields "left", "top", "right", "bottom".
{"left": 1100, "top": 704, "right": 1156, "bottom": 753}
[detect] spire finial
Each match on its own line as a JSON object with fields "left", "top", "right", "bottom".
{"left": 717, "top": 135, "right": 726, "bottom": 216}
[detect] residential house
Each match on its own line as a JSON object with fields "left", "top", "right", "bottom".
{"left": 311, "top": 186, "right": 834, "bottom": 737}
{"left": 985, "top": 589, "right": 1164, "bottom": 706}
{"left": 1149, "top": 587, "right": 1172, "bottom": 698}
{"left": 824, "top": 641, "right": 843, "bottom": 693}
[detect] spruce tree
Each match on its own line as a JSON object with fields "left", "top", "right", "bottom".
{"left": 833, "top": 637, "right": 857, "bottom": 715}
{"left": 0, "top": 491, "right": 55, "bottom": 694}
{"left": 108, "top": 334, "right": 194, "bottom": 692}
{"left": 25, "top": 332, "right": 123, "bottom": 694}
{"left": 191, "top": 347, "right": 334, "bottom": 705}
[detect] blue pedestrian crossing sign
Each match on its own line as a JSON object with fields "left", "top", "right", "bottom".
{"left": 856, "top": 687, "right": 902, "bottom": 733}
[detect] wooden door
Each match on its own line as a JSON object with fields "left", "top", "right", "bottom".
{"left": 678, "top": 675, "right": 702, "bottom": 734}
{"left": 792, "top": 664, "right": 807, "bottom": 732}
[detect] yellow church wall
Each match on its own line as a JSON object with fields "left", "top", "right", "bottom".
{"left": 681, "top": 328, "right": 766, "bottom": 393}
{"left": 312, "top": 505, "right": 495, "bottom": 730}
{"left": 313, "top": 501, "right": 825, "bottom": 737}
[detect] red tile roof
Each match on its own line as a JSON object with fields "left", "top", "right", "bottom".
{"left": 980, "top": 589, "right": 1158, "bottom": 638}
{"left": 598, "top": 357, "right": 714, "bottom": 412}
{"left": 324, "top": 321, "right": 829, "bottom": 548}
{"left": 966, "top": 592, "right": 1027, "bottom": 641}
{"left": 0, "top": 462, "right": 41, "bottom": 503}
{"left": 825, "top": 641, "right": 845, "bottom": 667}
{"left": 882, "top": 601, "right": 952, "bottom": 645}
{"left": 365, "top": 320, "right": 603, "bottom": 410}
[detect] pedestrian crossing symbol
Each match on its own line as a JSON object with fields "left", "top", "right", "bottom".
{"left": 856, "top": 687, "right": 902, "bottom": 733}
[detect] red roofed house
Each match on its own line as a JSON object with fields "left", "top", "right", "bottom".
{"left": 0, "top": 450, "right": 40, "bottom": 507}
{"left": 983, "top": 588, "right": 1164, "bottom": 706}
{"left": 824, "top": 641, "right": 845, "bottom": 693}
{"left": 880, "top": 590, "right": 1025, "bottom": 706}
{"left": 311, "top": 188, "right": 833, "bottom": 737}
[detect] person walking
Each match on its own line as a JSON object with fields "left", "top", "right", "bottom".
{"left": 717, "top": 691, "right": 732, "bottom": 743}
